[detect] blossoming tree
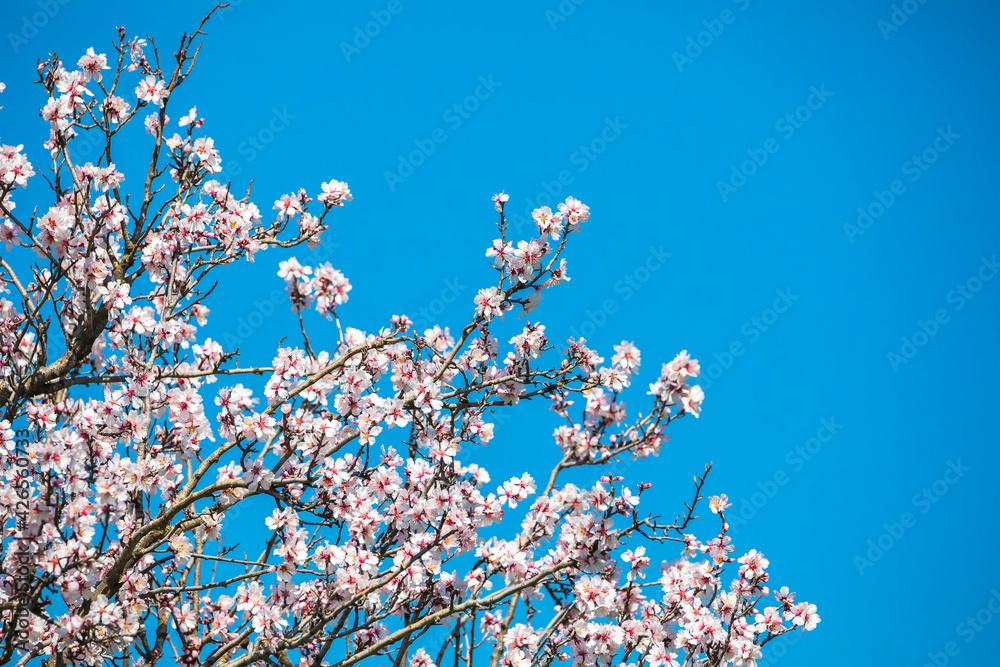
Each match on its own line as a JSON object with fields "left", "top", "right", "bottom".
{"left": 0, "top": 8, "right": 818, "bottom": 667}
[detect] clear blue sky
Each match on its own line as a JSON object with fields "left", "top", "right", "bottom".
{"left": 3, "top": 0, "right": 999, "bottom": 664}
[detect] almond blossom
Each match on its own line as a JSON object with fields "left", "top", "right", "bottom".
{"left": 0, "top": 11, "right": 817, "bottom": 667}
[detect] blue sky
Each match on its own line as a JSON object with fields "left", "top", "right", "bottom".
{"left": 3, "top": 0, "right": 1000, "bottom": 664}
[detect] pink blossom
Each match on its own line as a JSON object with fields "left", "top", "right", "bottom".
{"left": 318, "top": 179, "right": 352, "bottom": 207}
{"left": 0, "top": 22, "right": 818, "bottom": 667}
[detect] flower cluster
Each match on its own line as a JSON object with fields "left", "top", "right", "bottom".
{"left": 648, "top": 349, "right": 705, "bottom": 417}
{"left": 278, "top": 255, "right": 353, "bottom": 318}
{"left": 0, "top": 16, "right": 817, "bottom": 667}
